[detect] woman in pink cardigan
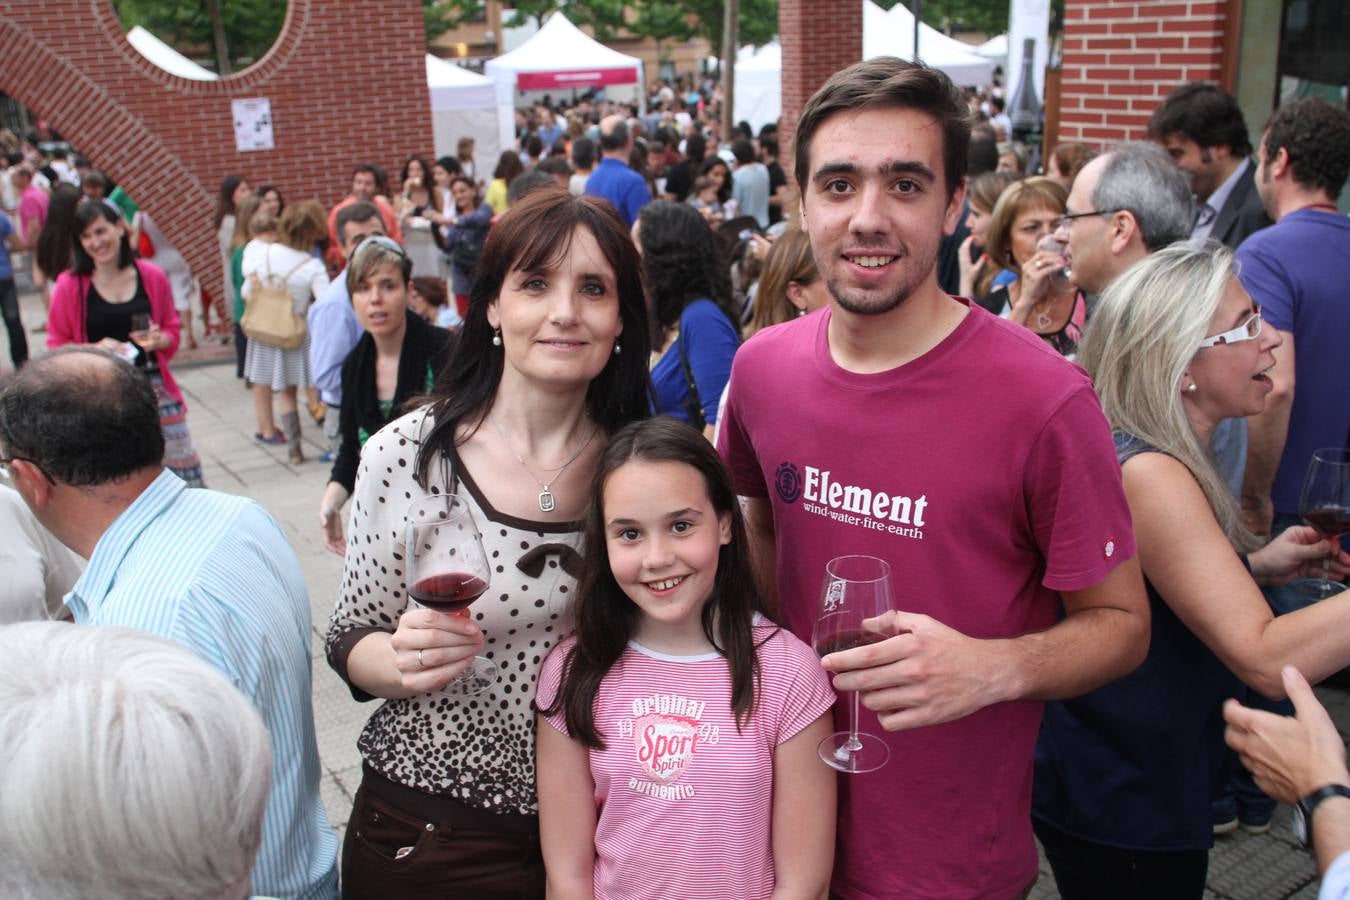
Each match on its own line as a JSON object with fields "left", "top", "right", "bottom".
{"left": 48, "top": 202, "right": 204, "bottom": 487}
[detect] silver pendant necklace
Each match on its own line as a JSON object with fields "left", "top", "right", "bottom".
{"left": 490, "top": 417, "right": 598, "bottom": 513}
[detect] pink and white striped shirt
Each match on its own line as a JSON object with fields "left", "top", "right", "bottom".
{"left": 537, "top": 618, "right": 836, "bottom": 899}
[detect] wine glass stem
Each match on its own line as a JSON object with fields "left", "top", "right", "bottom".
{"left": 845, "top": 690, "right": 865, "bottom": 752}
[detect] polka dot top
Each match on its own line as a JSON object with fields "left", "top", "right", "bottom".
{"left": 325, "top": 406, "right": 580, "bottom": 817}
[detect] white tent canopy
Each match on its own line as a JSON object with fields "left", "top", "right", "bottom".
{"left": 734, "top": 2, "right": 995, "bottom": 133}
{"left": 485, "top": 13, "right": 645, "bottom": 151}
{"left": 425, "top": 54, "right": 502, "bottom": 184}
{"left": 127, "top": 25, "right": 218, "bottom": 80}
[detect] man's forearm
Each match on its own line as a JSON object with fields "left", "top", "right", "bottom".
{"left": 1243, "top": 400, "right": 1292, "bottom": 508}
{"left": 993, "top": 560, "right": 1149, "bottom": 703}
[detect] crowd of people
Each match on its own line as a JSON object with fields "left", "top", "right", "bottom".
{"left": 2, "top": 53, "right": 1350, "bottom": 900}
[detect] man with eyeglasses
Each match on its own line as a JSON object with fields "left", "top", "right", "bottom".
{"left": 1056, "top": 141, "right": 1191, "bottom": 298}
{"left": 0, "top": 349, "right": 339, "bottom": 898}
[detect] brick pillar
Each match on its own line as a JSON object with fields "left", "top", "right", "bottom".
{"left": 0, "top": 1, "right": 433, "bottom": 311}
{"left": 1059, "top": 0, "right": 1230, "bottom": 148}
{"left": 779, "top": 0, "right": 864, "bottom": 195}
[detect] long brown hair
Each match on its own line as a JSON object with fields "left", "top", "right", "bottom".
{"left": 749, "top": 227, "right": 818, "bottom": 336}
{"left": 538, "top": 418, "right": 767, "bottom": 749}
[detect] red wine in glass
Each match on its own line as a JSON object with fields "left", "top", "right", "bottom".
{"left": 405, "top": 493, "right": 497, "bottom": 692}
{"left": 815, "top": 628, "right": 887, "bottom": 658}
{"left": 1296, "top": 449, "right": 1350, "bottom": 600}
{"left": 812, "top": 555, "right": 896, "bottom": 774}
{"left": 408, "top": 572, "right": 489, "bottom": 613}
{"left": 1304, "top": 506, "right": 1350, "bottom": 539}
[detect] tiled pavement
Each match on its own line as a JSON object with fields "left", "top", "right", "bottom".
{"left": 4, "top": 276, "right": 1344, "bottom": 899}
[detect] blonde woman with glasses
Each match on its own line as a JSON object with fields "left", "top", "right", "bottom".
{"left": 1032, "top": 241, "right": 1350, "bottom": 899}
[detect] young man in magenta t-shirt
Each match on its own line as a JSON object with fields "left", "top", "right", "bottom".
{"left": 717, "top": 58, "right": 1150, "bottom": 900}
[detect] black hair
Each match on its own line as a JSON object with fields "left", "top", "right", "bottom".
{"left": 400, "top": 155, "right": 433, "bottom": 187}
{"left": 35, "top": 183, "right": 81, "bottom": 280}
{"left": 537, "top": 417, "right": 765, "bottom": 748}
{"left": 507, "top": 169, "right": 556, "bottom": 205}
{"left": 968, "top": 130, "right": 1000, "bottom": 177}
{"left": 1147, "top": 82, "right": 1252, "bottom": 157}
{"left": 635, "top": 201, "right": 738, "bottom": 341}
{"left": 684, "top": 132, "right": 707, "bottom": 164}
{"left": 81, "top": 170, "right": 108, "bottom": 192}
{"left": 71, "top": 201, "right": 135, "bottom": 276}
{"left": 535, "top": 157, "right": 573, "bottom": 178}
{"left": 760, "top": 135, "right": 779, "bottom": 159}
{"left": 731, "top": 138, "right": 756, "bottom": 165}
{"left": 524, "top": 134, "right": 544, "bottom": 159}
{"left": 414, "top": 188, "right": 653, "bottom": 487}
{"left": 698, "top": 156, "right": 733, "bottom": 204}
{"left": 0, "top": 348, "right": 164, "bottom": 486}
{"left": 255, "top": 184, "right": 285, "bottom": 213}
{"left": 435, "top": 155, "right": 462, "bottom": 177}
{"left": 334, "top": 201, "right": 382, "bottom": 248}
{"left": 571, "top": 136, "right": 596, "bottom": 171}
{"left": 600, "top": 119, "right": 629, "bottom": 152}
{"left": 214, "top": 174, "right": 244, "bottom": 229}
{"left": 1262, "top": 98, "right": 1350, "bottom": 198}
{"left": 795, "top": 57, "right": 971, "bottom": 200}
{"left": 351, "top": 163, "right": 380, "bottom": 186}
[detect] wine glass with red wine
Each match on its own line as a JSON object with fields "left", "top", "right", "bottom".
{"left": 812, "top": 554, "right": 895, "bottom": 773}
{"left": 405, "top": 493, "right": 498, "bottom": 694}
{"left": 1296, "top": 448, "right": 1350, "bottom": 600}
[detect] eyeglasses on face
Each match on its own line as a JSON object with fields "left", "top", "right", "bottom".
{"left": 1198, "top": 305, "right": 1263, "bottom": 349}
{"left": 1056, "top": 208, "right": 1125, "bottom": 231}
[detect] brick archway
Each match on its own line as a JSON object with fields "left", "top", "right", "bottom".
{"left": 0, "top": 0, "right": 432, "bottom": 308}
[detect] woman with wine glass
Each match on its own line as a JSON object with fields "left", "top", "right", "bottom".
{"left": 982, "top": 176, "right": 1085, "bottom": 357}
{"left": 316, "top": 237, "right": 454, "bottom": 556}
{"left": 324, "top": 187, "right": 653, "bottom": 899}
{"left": 536, "top": 417, "right": 835, "bottom": 899}
{"left": 1032, "top": 242, "right": 1350, "bottom": 899}
{"left": 46, "top": 201, "right": 204, "bottom": 487}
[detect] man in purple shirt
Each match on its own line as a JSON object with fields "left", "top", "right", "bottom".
{"left": 1239, "top": 98, "right": 1350, "bottom": 573}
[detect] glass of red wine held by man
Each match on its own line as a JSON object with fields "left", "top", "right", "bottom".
{"left": 405, "top": 493, "right": 498, "bottom": 693}
{"left": 1296, "top": 448, "right": 1350, "bottom": 600}
{"left": 812, "top": 555, "right": 897, "bottom": 774}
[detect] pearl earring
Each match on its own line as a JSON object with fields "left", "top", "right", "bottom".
{"left": 1186, "top": 383, "right": 1198, "bottom": 394}
{"left": 492, "top": 328, "right": 502, "bottom": 347}
{"left": 613, "top": 339, "right": 621, "bottom": 355}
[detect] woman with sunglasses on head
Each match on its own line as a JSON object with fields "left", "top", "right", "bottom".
{"left": 1032, "top": 242, "right": 1350, "bottom": 900}
{"left": 47, "top": 201, "right": 204, "bottom": 486}
{"left": 324, "top": 187, "right": 651, "bottom": 899}
{"left": 317, "top": 237, "right": 455, "bottom": 555}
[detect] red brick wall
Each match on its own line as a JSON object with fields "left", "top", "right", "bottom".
{"left": 0, "top": 1, "right": 433, "bottom": 314}
{"left": 779, "top": 0, "right": 863, "bottom": 190}
{"left": 1059, "top": 0, "right": 1231, "bottom": 147}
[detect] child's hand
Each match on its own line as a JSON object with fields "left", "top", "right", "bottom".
{"left": 389, "top": 607, "right": 486, "bottom": 694}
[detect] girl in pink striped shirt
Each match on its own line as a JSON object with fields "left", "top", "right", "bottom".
{"left": 536, "top": 418, "right": 837, "bottom": 900}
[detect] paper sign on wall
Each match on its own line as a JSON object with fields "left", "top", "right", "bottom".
{"left": 232, "top": 98, "right": 274, "bottom": 152}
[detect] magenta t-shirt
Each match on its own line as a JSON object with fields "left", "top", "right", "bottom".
{"left": 17, "top": 185, "right": 48, "bottom": 240}
{"left": 537, "top": 619, "right": 836, "bottom": 899}
{"left": 718, "top": 302, "right": 1135, "bottom": 900}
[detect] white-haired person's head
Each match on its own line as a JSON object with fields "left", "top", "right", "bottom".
{"left": 0, "top": 622, "right": 272, "bottom": 900}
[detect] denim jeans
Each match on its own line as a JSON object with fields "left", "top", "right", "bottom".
{"left": 0, "top": 277, "right": 28, "bottom": 367}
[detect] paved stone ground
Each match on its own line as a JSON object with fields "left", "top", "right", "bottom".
{"left": 4, "top": 269, "right": 1344, "bottom": 898}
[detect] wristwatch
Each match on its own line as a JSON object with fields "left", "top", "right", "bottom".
{"left": 1295, "top": 784, "right": 1350, "bottom": 848}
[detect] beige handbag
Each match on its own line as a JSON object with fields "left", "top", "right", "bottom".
{"left": 241, "top": 246, "right": 309, "bottom": 349}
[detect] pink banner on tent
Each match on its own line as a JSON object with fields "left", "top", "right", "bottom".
{"left": 515, "top": 68, "right": 635, "bottom": 89}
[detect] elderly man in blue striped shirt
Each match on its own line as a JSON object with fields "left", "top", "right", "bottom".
{"left": 0, "top": 348, "right": 339, "bottom": 899}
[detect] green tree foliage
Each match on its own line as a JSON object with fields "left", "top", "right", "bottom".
{"left": 111, "top": 0, "right": 285, "bottom": 73}
{"left": 875, "top": 0, "right": 1008, "bottom": 36}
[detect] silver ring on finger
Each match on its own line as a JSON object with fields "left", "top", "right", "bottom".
{"left": 418, "top": 649, "right": 425, "bottom": 669}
